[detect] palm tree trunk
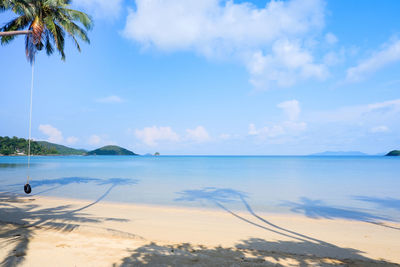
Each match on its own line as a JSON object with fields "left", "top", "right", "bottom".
{"left": 0, "top": 30, "right": 32, "bottom": 37}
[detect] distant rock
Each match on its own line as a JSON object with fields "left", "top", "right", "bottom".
{"left": 87, "top": 145, "right": 138, "bottom": 156}
{"left": 386, "top": 150, "right": 400, "bottom": 156}
{"left": 310, "top": 151, "right": 368, "bottom": 156}
{"left": 154, "top": 152, "right": 160, "bottom": 156}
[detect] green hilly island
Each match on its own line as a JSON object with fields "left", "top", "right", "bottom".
{"left": 37, "top": 141, "right": 87, "bottom": 155}
{"left": 0, "top": 136, "right": 137, "bottom": 156}
{"left": 87, "top": 145, "right": 137, "bottom": 155}
{"left": 386, "top": 150, "right": 400, "bottom": 156}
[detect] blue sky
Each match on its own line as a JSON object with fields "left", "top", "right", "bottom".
{"left": 1, "top": 0, "right": 400, "bottom": 155}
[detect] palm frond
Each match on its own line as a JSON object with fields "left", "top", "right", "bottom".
{"left": 64, "top": 8, "right": 92, "bottom": 30}
{"left": 1, "top": 15, "right": 30, "bottom": 44}
{"left": 25, "top": 33, "right": 36, "bottom": 64}
{"left": 2, "top": 0, "right": 92, "bottom": 62}
{"left": 44, "top": 30, "right": 54, "bottom": 55}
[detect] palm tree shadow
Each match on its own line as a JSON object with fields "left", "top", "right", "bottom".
{"left": 175, "top": 187, "right": 332, "bottom": 245}
{"left": 68, "top": 178, "right": 139, "bottom": 213}
{"left": 2, "top": 177, "right": 101, "bottom": 195}
{"left": 0, "top": 177, "right": 139, "bottom": 266}
{"left": 354, "top": 196, "right": 400, "bottom": 212}
{"left": 114, "top": 238, "right": 399, "bottom": 266}
{"left": 284, "top": 197, "right": 400, "bottom": 231}
{"left": 0, "top": 193, "right": 119, "bottom": 266}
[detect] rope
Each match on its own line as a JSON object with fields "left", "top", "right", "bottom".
{"left": 27, "top": 58, "right": 34, "bottom": 184}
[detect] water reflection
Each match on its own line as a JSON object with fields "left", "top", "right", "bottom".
{"left": 0, "top": 163, "right": 36, "bottom": 168}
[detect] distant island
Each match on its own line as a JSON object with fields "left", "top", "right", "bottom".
{"left": 310, "top": 151, "right": 368, "bottom": 156}
{"left": 36, "top": 141, "right": 87, "bottom": 155}
{"left": 87, "top": 145, "right": 137, "bottom": 156}
{"left": 0, "top": 136, "right": 138, "bottom": 156}
{"left": 386, "top": 150, "right": 400, "bottom": 156}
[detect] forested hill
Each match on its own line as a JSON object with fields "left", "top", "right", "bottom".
{"left": 0, "top": 136, "right": 58, "bottom": 155}
{"left": 1, "top": 136, "right": 137, "bottom": 156}
{"left": 36, "top": 141, "right": 86, "bottom": 155}
{"left": 386, "top": 150, "right": 400, "bottom": 156}
{"left": 87, "top": 145, "right": 138, "bottom": 155}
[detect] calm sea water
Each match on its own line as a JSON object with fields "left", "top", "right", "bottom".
{"left": 0, "top": 155, "right": 399, "bottom": 222}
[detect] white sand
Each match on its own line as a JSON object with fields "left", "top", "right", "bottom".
{"left": 0, "top": 193, "right": 399, "bottom": 266}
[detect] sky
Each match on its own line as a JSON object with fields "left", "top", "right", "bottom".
{"left": 1, "top": 0, "right": 400, "bottom": 155}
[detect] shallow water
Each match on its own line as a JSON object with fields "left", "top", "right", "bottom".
{"left": 0, "top": 155, "right": 399, "bottom": 223}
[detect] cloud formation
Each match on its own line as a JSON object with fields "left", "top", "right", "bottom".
{"left": 324, "top": 32, "right": 338, "bottom": 45}
{"left": 66, "top": 136, "right": 79, "bottom": 144}
{"left": 249, "top": 99, "right": 306, "bottom": 140}
{"left": 88, "top": 134, "right": 102, "bottom": 145}
{"left": 124, "top": 0, "right": 327, "bottom": 89}
{"left": 346, "top": 38, "right": 400, "bottom": 82}
{"left": 88, "top": 134, "right": 116, "bottom": 146}
{"left": 134, "top": 125, "right": 213, "bottom": 146}
{"left": 277, "top": 99, "right": 301, "bottom": 121}
{"left": 186, "top": 126, "right": 210, "bottom": 142}
{"left": 370, "top": 125, "right": 389, "bottom": 133}
{"left": 96, "top": 95, "right": 124, "bottom": 103}
{"left": 73, "top": 0, "right": 123, "bottom": 18}
{"left": 310, "top": 99, "right": 400, "bottom": 123}
{"left": 39, "top": 124, "right": 64, "bottom": 143}
{"left": 135, "top": 126, "right": 180, "bottom": 146}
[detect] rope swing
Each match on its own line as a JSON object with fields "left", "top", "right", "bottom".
{"left": 24, "top": 59, "right": 34, "bottom": 194}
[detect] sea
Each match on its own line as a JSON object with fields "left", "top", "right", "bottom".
{"left": 0, "top": 155, "right": 399, "bottom": 223}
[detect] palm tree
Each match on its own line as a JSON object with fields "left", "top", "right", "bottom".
{"left": 0, "top": 0, "right": 92, "bottom": 63}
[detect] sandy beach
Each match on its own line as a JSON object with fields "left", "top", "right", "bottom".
{"left": 0, "top": 192, "right": 399, "bottom": 266}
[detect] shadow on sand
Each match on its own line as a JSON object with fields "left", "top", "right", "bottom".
{"left": 285, "top": 197, "right": 399, "bottom": 230}
{"left": 175, "top": 188, "right": 336, "bottom": 244}
{"left": 114, "top": 238, "right": 399, "bottom": 266}
{"left": 0, "top": 177, "right": 138, "bottom": 266}
{"left": 4, "top": 176, "right": 139, "bottom": 197}
{"left": 354, "top": 196, "right": 400, "bottom": 212}
{"left": 164, "top": 187, "right": 399, "bottom": 266}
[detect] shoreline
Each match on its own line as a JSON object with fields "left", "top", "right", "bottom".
{"left": 1, "top": 193, "right": 399, "bottom": 266}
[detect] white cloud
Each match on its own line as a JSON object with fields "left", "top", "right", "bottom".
{"left": 277, "top": 99, "right": 301, "bottom": 121}
{"left": 325, "top": 32, "right": 338, "bottom": 45}
{"left": 124, "top": 0, "right": 328, "bottom": 89}
{"left": 186, "top": 126, "right": 210, "bottom": 142}
{"left": 249, "top": 99, "right": 306, "bottom": 140}
{"left": 249, "top": 121, "right": 306, "bottom": 139}
{"left": 88, "top": 134, "right": 102, "bottom": 145}
{"left": 367, "top": 99, "right": 400, "bottom": 112}
{"left": 96, "top": 95, "right": 124, "bottom": 103}
{"left": 88, "top": 134, "right": 116, "bottom": 146}
{"left": 246, "top": 40, "right": 327, "bottom": 89}
{"left": 323, "top": 49, "right": 345, "bottom": 66}
{"left": 346, "top": 38, "right": 400, "bottom": 82}
{"left": 39, "top": 124, "right": 63, "bottom": 143}
{"left": 219, "top": 133, "right": 231, "bottom": 140}
{"left": 311, "top": 99, "right": 400, "bottom": 123}
{"left": 370, "top": 125, "right": 389, "bottom": 133}
{"left": 66, "top": 136, "right": 79, "bottom": 144}
{"left": 135, "top": 126, "right": 180, "bottom": 146}
{"left": 73, "top": 0, "right": 123, "bottom": 18}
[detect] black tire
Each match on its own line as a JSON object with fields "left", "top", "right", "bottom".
{"left": 24, "top": 184, "right": 32, "bottom": 194}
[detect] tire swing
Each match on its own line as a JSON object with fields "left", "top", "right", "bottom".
{"left": 24, "top": 59, "right": 35, "bottom": 195}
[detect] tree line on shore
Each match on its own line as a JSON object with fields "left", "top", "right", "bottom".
{"left": 0, "top": 136, "right": 137, "bottom": 156}
{"left": 0, "top": 136, "right": 57, "bottom": 155}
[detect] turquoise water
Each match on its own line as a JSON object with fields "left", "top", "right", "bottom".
{"left": 0, "top": 155, "right": 399, "bottom": 223}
